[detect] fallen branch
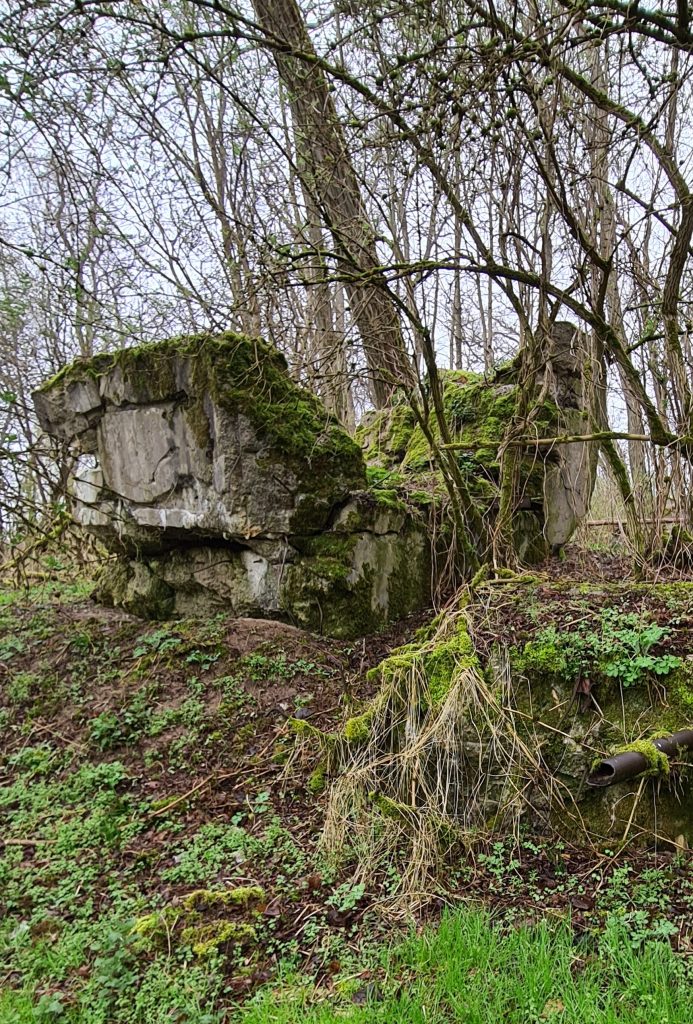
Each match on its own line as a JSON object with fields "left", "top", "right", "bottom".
{"left": 442, "top": 430, "right": 692, "bottom": 449}
{"left": 2, "top": 837, "right": 55, "bottom": 846}
{"left": 585, "top": 516, "right": 683, "bottom": 527}
{"left": 147, "top": 772, "right": 229, "bottom": 818}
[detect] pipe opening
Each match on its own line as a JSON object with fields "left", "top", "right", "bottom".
{"left": 589, "top": 762, "right": 615, "bottom": 786}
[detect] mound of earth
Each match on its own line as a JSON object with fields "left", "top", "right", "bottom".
{"left": 0, "top": 568, "right": 691, "bottom": 1018}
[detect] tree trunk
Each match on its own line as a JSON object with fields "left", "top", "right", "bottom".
{"left": 251, "top": 0, "right": 411, "bottom": 407}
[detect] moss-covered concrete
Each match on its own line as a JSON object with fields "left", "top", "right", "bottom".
{"left": 280, "top": 501, "right": 431, "bottom": 638}
{"left": 37, "top": 332, "right": 367, "bottom": 508}
{"left": 318, "top": 579, "right": 693, "bottom": 847}
{"left": 95, "top": 560, "right": 175, "bottom": 620}
{"left": 356, "top": 369, "right": 561, "bottom": 566}
{"left": 488, "top": 578, "right": 693, "bottom": 842}
{"left": 37, "top": 333, "right": 438, "bottom": 634}
{"left": 358, "top": 371, "right": 556, "bottom": 487}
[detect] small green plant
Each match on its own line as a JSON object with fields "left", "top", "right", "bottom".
{"left": 89, "top": 711, "right": 126, "bottom": 750}
{"left": 6, "top": 671, "right": 36, "bottom": 703}
{"left": 251, "top": 790, "right": 272, "bottom": 815}
{"left": 0, "top": 635, "right": 25, "bottom": 661}
{"left": 70, "top": 630, "right": 95, "bottom": 654}
{"left": 186, "top": 648, "right": 221, "bottom": 671}
{"left": 133, "top": 628, "right": 182, "bottom": 657}
{"left": 7, "top": 743, "right": 62, "bottom": 777}
{"left": 89, "top": 689, "right": 153, "bottom": 749}
{"left": 477, "top": 841, "right": 522, "bottom": 886}
{"left": 326, "top": 882, "right": 366, "bottom": 913}
{"left": 215, "top": 674, "right": 255, "bottom": 712}
{"left": 162, "top": 823, "right": 250, "bottom": 883}
{"left": 239, "top": 651, "right": 332, "bottom": 683}
{"left": 518, "top": 609, "right": 682, "bottom": 688}
{"left": 148, "top": 697, "right": 205, "bottom": 737}
{"left": 596, "top": 609, "right": 682, "bottom": 687}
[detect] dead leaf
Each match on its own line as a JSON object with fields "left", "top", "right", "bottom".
{"left": 541, "top": 998, "right": 565, "bottom": 1017}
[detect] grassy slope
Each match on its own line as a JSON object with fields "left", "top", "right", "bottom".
{"left": 0, "top": 576, "right": 691, "bottom": 1023}
{"left": 243, "top": 909, "right": 692, "bottom": 1023}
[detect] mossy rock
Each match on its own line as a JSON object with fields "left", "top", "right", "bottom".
{"left": 180, "top": 921, "right": 257, "bottom": 958}
{"left": 37, "top": 333, "right": 365, "bottom": 479}
{"left": 280, "top": 513, "right": 431, "bottom": 638}
{"left": 356, "top": 370, "right": 560, "bottom": 566}
{"left": 95, "top": 560, "right": 175, "bottom": 620}
{"left": 131, "top": 885, "right": 264, "bottom": 958}
{"left": 182, "top": 886, "right": 265, "bottom": 912}
{"left": 356, "top": 402, "right": 417, "bottom": 467}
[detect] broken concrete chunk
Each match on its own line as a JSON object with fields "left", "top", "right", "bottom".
{"left": 34, "top": 333, "right": 430, "bottom": 636}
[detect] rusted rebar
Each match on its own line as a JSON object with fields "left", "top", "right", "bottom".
{"left": 586, "top": 730, "right": 693, "bottom": 787}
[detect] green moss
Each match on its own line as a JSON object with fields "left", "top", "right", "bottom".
{"left": 408, "top": 489, "right": 435, "bottom": 505}
{"left": 96, "top": 560, "right": 175, "bottom": 621}
{"left": 180, "top": 921, "right": 256, "bottom": 957}
{"left": 371, "top": 792, "right": 460, "bottom": 846}
{"left": 668, "top": 662, "right": 693, "bottom": 716}
{"left": 280, "top": 555, "right": 381, "bottom": 638}
{"left": 344, "top": 709, "right": 375, "bottom": 744}
{"left": 359, "top": 617, "right": 479, "bottom": 731}
{"left": 289, "top": 533, "right": 358, "bottom": 561}
{"left": 365, "top": 465, "right": 406, "bottom": 488}
{"left": 131, "top": 906, "right": 180, "bottom": 948}
{"left": 445, "top": 375, "right": 517, "bottom": 466}
{"left": 183, "top": 886, "right": 265, "bottom": 912}
{"left": 356, "top": 370, "right": 560, "bottom": 560}
{"left": 290, "top": 717, "right": 332, "bottom": 740}
{"left": 356, "top": 402, "right": 416, "bottom": 466}
{"left": 372, "top": 618, "right": 478, "bottom": 708}
{"left": 512, "top": 626, "right": 570, "bottom": 680}
{"left": 183, "top": 395, "right": 213, "bottom": 451}
{"left": 371, "top": 488, "right": 407, "bottom": 512}
{"left": 425, "top": 627, "right": 477, "bottom": 706}
{"left": 609, "top": 740, "right": 671, "bottom": 778}
{"left": 370, "top": 792, "right": 418, "bottom": 825}
{"left": 307, "top": 763, "right": 328, "bottom": 794}
{"left": 132, "top": 884, "right": 263, "bottom": 958}
{"left": 401, "top": 422, "right": 434, "bottom": 472}
{"left": 37, "top": 348, "right": 125, "bottom": 392}
{"left": 289, "top": 721, "right": 338, "bottom": 789}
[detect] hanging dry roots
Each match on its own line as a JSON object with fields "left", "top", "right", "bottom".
{"left": 319, "top": 601, "right": 577, "bottom": 908}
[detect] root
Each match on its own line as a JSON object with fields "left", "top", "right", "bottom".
{"left": 320, "top": 600, "right": 580, "bottom": 908}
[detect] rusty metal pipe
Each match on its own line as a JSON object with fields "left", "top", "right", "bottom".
{"left": 586, "top": 729, "right": 693, "bottom": 788}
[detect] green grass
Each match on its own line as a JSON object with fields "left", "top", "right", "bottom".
{"left": 240, "top": 908, "right": 691, "bottom": 1024}
{"left": 2, "top": 903, "right": 688, "bottom": 1023}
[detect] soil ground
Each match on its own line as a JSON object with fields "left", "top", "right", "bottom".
{"left": 0, "top": 559, "right": 691, "bottom": 1021}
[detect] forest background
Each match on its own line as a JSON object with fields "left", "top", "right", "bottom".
{"left": 2, "top": 0, "right": 693, "bottom": 565}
